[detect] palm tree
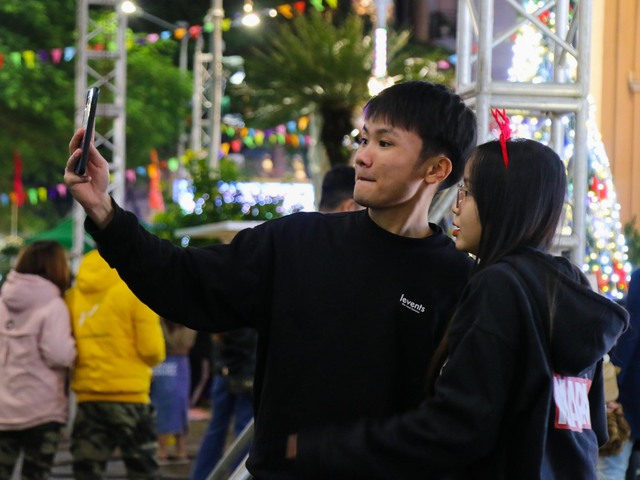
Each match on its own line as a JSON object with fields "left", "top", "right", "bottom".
{"left": 234, "top": 10, "right": 410, "bottom": 167}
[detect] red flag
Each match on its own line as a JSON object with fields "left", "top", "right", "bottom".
{"left": 148, "top": 148, "right": 165, "bottom": 212}
{"left": 13, "top": 149, "right": 25, "bottom": 206}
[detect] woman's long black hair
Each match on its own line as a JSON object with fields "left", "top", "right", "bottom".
{"left": 469, "top": 139, "right": 567, "bottom": 270}
{"left": 426, "top": 139, "right": 567, "bottom": 396}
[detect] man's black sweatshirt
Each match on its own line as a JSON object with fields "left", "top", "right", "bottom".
{"left": 87, "top": 204, "right": 473, "bottom": 479}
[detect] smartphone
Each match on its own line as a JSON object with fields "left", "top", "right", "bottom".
{"left": 74, "top": 87, "right": 100, "bottom": 175}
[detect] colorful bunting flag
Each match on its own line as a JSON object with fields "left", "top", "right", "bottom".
{"left": 1, "top": 116, "right": 313, "bottom": 205}
{"left": 0, "top": 0, "right": 340, "bottom": 71}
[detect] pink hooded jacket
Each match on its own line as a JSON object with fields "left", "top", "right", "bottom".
{"left": 0, "top": 270, "right": 77, "bottom": 430}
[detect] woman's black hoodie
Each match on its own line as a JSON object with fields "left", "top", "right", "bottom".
{"left": 295, "top": 248, "right": 629, "bottom": 480}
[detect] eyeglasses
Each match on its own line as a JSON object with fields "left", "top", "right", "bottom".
{"left": 456, "top": 183, "right": 470, "bottom": 209}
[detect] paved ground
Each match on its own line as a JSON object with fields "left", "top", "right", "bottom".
{"left": 46, "top": 408, "right": 212, "bottom": 480}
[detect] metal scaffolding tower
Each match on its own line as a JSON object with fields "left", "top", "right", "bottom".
{"left": 72, "top": 0, "right": 590, "bottom": 269}
{"left": 190, "top": 36, "right": 214, "bottom": 155}
{"left": 73, "top": 0, "right": 222, "bottom": 267}
{"left": 431, "top": 0, "right": 590, "bottom": 265}
{"left": 191, "top": 0, "right": 224, "bottom": 171}
{"left": 72, "top": 0, "right": 127, "bottom": 267}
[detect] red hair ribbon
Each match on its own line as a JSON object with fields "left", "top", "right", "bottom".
{"left": 491, "top": 108, "right": 511, "bottom": 168}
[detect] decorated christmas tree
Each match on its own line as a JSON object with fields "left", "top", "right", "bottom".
{"left": 505, "top": 0, "right": 631, "bottom": 299}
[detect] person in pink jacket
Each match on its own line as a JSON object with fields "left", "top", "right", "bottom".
{"left": 0, "top": 240, "right": 77, "bottom": 480}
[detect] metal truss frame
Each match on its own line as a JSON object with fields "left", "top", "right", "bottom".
{"left": 73, "top": 0, "right": 591, "bottom": 267}
{"left": 190, "top": 36, "right": 214, "bottom": 154}
{"left": 72, "top": 0, "right": 128, "bottom": 266}
{"left": 431, "top": 0, "right": 591, "bottom": 265}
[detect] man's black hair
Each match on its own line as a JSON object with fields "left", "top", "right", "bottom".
{"left": 318, "top": 165, "right": 356, "bottom": 212}
{"left": 471, "top": 139, "right": 567, "bottom": 270}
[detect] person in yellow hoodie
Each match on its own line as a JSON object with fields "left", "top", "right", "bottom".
{"left": 65, "top": 249, "right": 165, "bottom": 480}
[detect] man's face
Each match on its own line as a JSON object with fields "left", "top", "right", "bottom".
{"left": 353, "top": 118, "right": 427, "bottom": 209}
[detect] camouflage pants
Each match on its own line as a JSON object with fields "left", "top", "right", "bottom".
{"left": 71, "top": 402, "right": 159, "bottom": 480}
{"left": 0, "top": 421, "right": 63, "bottom": 480}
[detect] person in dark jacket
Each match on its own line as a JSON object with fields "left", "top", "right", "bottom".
{"left": 64, "top": 81, "right": 478, "bottom": 480}
{"left": 288, "top": 134, "right": 629, "bottom": 479}
{"left": 151, "top": 318, "right": 197, "bottom": 462}
{"left": 191, "top": 328, "right": 257, "bottom": 479}
{"left": 609, "top": 268, "right": 640, "bottom": 479}
{"left": 317, "top": 165, "right": 362, "bottom": 213}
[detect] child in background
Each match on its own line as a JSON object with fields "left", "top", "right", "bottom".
{"left": 151, "top": 318, "right": 197, "bottom": 463}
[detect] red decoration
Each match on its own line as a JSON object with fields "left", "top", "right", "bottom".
{"left": 231, "top": 139, "right": 243, "bottom": 153}
{"left": 148, "top": 149, "right": 165, "bottom": 212}
{"left": 590, "top": 176, "right": 608, "bottom": 201}
{"left": 189, "top": 25, "right": 202, "bottom": 39}
{"left": 13, "top": 149, "right": 25, "bottom": 207}
{"left": 538, "top": 10, "right": 550, "bottom": 24}
{"left": 491, "top": 108, "right": 511, "bottom": 168}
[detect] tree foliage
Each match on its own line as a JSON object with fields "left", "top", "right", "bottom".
{"left": 0, "top": 0, "right": 76, "bottom": 185}
{"left": 0, "top": 2, "right": 191, "bottom": 238}
{"left": 0, "top": 0, "right": 457, "bottom": 241}
{"left": 152, "top": 155, "right": 285, "bottom": 247}
{"left": 232, "top": 9, "right": 453, "bottom": 167}
{"left": 124, "top": 40, "right": 192, "bottom": 165}
{"left": 233, "top": 10, "right": 399, "bottom": 166}
{"left": 624, "top": 217, "right": 640, "bottom": 269}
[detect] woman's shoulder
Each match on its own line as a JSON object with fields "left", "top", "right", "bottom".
{"left": 42, "top": 294, "right": 69, "bottom": 311}
{"left": 469, "top": 260, "right": 524, "bottom": 287}
{"left": 458, "top": 260, "right": 534, "bottom": 318}
{"left": 31, "top": 296, "right": 71, "bottom": 329}
{"left": 473, "top": 250, "right": 568, "bottom": 284}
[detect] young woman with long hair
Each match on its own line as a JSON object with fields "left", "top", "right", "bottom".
{"left": 287, "top": 135, "right": 629, "bottom": 480}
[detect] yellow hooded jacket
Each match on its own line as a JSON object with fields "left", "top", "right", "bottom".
{"left": 66, "top": 250, "right": 165, "bottom": 403}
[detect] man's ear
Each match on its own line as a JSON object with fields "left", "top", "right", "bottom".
{"left": 424, "top": 156, "right": 452, "bottom": 186}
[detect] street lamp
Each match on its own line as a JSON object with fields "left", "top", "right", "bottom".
{"left": 204, "top": 0, "right": 262, "bottom": 170}
{"left": 241, "top": 0, "right": 261, "bottom": 27}
{"left": 367, "top": 0, "right": 394, "bottom": 95}
{"left": 204, "top": 0, "right": 224, "bottom": 171}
